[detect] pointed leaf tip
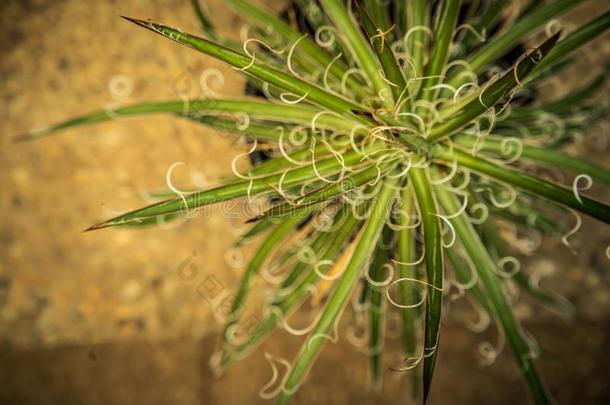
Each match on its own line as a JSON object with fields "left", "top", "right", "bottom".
{"left": 121, "top": 16, "right": 155, "bottom": 31}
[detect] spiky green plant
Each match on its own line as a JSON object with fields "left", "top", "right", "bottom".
{"left": 18, "top": 0, "right": 610, "bottom": 403}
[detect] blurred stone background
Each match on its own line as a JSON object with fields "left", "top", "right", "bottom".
{"left": 0, "top": 0, "right": 609, "bottom": 404}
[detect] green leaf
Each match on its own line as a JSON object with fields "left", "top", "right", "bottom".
{"left": 529, "top": 10, "right": 610, "bottom": 80}
{"left": 254, "top": 161, "right": 392, "bottom": 220}
{"left": 416, "top": 0, "right": 461, "bottom": 106}
{"left": 122, "top": 17, "right": 365, "bottom": 115}
{"left": 395, "top": 185, "right": 421, "bottom": 399}
{"left": 320, "top": 0, "right": 393, "bottom": 105}
{"left": 220, "top": 209, "right": 312, "bottom": 350}
{"left": 434, "top": 146, "right": 610, "bottom": 224}
{"left": 364, "top": 0, "right": 392, "bottom": 35}
{"left": 190, "top": 0, "right": 215, "bottom": 36}
{"left": 429, "top": 32, "right": 561, "bottom": 142}
{"left": 366, "top": 225, "right": 393, "bottom": 391}
{"left": 246, "top": 140, "right": 352, "bottom": 178}
{"left": 225, "top": 0, "right": 367, "bottom": 96}
{"left": 85, "top": 142, "right": 382, "bottom": 230}
{"left": 184, "top": 115, "right": 285, "bottom": 141}
{"left": 234, "top": 216, "right": 278, "bottom": 246}
{"left": 405, "top": 0, "right": 429, "bottom": 83}
{"left": 220, "top": 205, "right": 362, "bottom": 368}
{"left": 459, "top": 0, "right": 507, "bottom": 52}
{"left": 445, "top": 248, "right": 493, "bottom": 313}
{"left": 455, "top": 135, "right": 610, "bottom": 186}
{"left": 408, "top": 167, "right": 443, "bottom": 401}
{"left": 396, "top": 186, "right": 420, "bottom": 354}
{"left": 15, "top": 99, "right": 361, "bottom": 142}
{"left": 354, "top": 0, "right": 407, "bottom": 103}
{"left": 435, "top": 184, "right": 553, "bottom": 405}
{"left": 512, "top": 64, "right": 609, "bottom": 118}
{"left": 393, "top": 0, "right": 408, "bottom": 37}
{"left": 277, "top": 176, "right": 399, "bottom": 404}
{"left": 452, "top": 0, "right": 581, "bottom": 81}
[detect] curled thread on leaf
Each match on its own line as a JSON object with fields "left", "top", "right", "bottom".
{"left": 386, "top": 277, "right": 428, "bottom": 309}
{"left": 323, "top": 53, "right": 343, "bottom": 91}
{"left": 396, "top": 112, "right": 426, "bottom": 134}
{"left": 392, "top": 246, "right": 425, "bottom": 265}
{"left": 231, "top": 139, "right": 258, "bottom": 180}
{"left": 390, "top": 351, "right": 424, "bottom": 372}
{"left": 496, "top": 256, "right": 521, "bottom": 278}
{"left": 454, "top": 23, "right": 486, "bottom": 42}
{"left": 453, "top": 82, "right": 480, "bottom": 104}
{"left": 166, "top": 162, "right": 196, "bottom": 218}
{"left": 561, "top": 209, "right": 582, "bottom": 255}
{"left": 278, "top": 126, "right": 310, "bottom": 166}
{"left": 346, "top": 317, "right": 369, "bottom": 349}
{"left": 388, "top": 209, "right": 421, "bottom": 231}
{"left": 237, "top": 37, "right": 285, "bottom": 72}
{"left": 315, "top": 25, "right": 337, "bottom": 48}
{"left": 370, "top": 24, "right": 396, "bottom": 53}
{"left": 442, "top": 192, "right": 468, "bottom": 219}
{"left": 477, "top": 182, "right": 517, "bottom": 209}
{"left": 199, "top": 68, "right": 225, "bottom": 98}
{"left": 279, "top": 91, "right": 310, "bottom": 104}
{"left": 306, "top": 317, "right": 340, "bottom": 351}
{"left": 314, "top": 259, "right": 346, "bottom": 281}
{"left": 310, "top": 110, "right": 344, "bottom": 134}
{"left": 478, "top": 72, "right": 502, "bottom": 110}
{"left": 286, "top": 34, "right": 308, "bottom": 77}
{"left": 451, "top": 255, "right": 479, "bottom": 292}
{"left": 259, "top": 353, "right": 292, "bottom": 399}
{"left": 545, "top": 19, "right": 563, "bottom": 38}
{"left": 282, "top": 310, "right": 322, "bottom": 336}
{"left": 467, "top": 300, "right": 491, "bottom": 333}
{"left": 445, "top": 59, "right": 477, "bottom": 85}
{"left": 273, "top": 170, "right": 299, "bottom": 204}
{"left": 465, "top": 202, "right": 489, "bottom": 225}
{"left": 572, "top": 174, "right": 593, "bottom": 205}
{"left": 288, "top": 125, "right": 309, "bottom": 146}
{"left": 310, "top": 140, "right": 343, "bottom": 185}
{"left": 365, "top": 263, "right": 394, "bottom": 288}
{"left": 477, "top": 326, "right": 506, "bottom": 366}
{"left": 340, "top": 68, "right": 368, "bottom": 95}
{"left": 403, "top": 25, "right": 433, "bottom": 53}
{"left": 428, "top": 83, "right": 457, "bottom": 97}
{"left": 512, "top": 50, "right": 533, "bottom": 88}
{"left": 434, "top": 213, "right": 457, "bottom": 248}
{"left": 500, "top": 137, "right": 524, "bottom": 163}
{"left": 261, "top": 261, "right": 291, "bottom": 285}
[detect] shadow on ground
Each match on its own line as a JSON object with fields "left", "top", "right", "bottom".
{"left": 1, "top": 320, "right": 609, "bottom": 405}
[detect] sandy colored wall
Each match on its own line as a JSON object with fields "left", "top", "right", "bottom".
{"left": 2, "top": 0, "right": 263, "bottom": 346}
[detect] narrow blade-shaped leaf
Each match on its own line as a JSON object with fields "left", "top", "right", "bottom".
{"left": 277, "top": 176, "right": 399, "bottom": 404}
{"left": 15, "top": 99, "right": 360, "bottom": 141}
{"left": 220, "top": 209, "right": 312, "bottom": 351}
{"left": 434, "top": 146, "right": 610, "bottom": 224}
{"left": 455, "top": 135, "right": 610, "bottom": 186}
{"left": 354, "top": 0, "right": 407, "bottom": 102}
{"left": 435, "top": 184, "right": 552, "bottom": 404}
{"left": 85, "top": 143, "right": 381, "bottom": 230}
{"left": 408, "top": 167, "right": 444, "bottom": 401}
{"left": 430, "top": 32, "right": 560, "bottom": 142}
{"left": 320, "top": 0, "right": 392, "bottom": 104}
{"left": 122, "top": 17, "right": 365, "bottom": 115}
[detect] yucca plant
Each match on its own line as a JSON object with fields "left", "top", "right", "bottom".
{"left": 18, "top": 0, "right": 610, "bottom": 403}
